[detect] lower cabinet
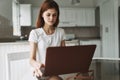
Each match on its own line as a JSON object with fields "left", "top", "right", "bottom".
{"left": 80, "top": 40, "right": 102, "bottom": 58}
{"left": 0, "top": 42, "right": 30, "bottom": 80}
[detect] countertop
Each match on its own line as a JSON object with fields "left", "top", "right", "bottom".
{"left": 65, "top": 37, "right": 101, "bottom": 41}
{"left": 0, "top": 40, "right": 29, "bottom": 45}
{"left": 78, "top": 37, "right": 101, "bottom": 40}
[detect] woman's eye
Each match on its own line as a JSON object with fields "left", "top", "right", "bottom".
{"left": 46, "top": 13, "right": 57, "bottom": 17}
{"left": 53, "top": 14, "right": 57, "bottom": 17}
{"left": 47, "top": 14, "right": 50, "bottom": 16}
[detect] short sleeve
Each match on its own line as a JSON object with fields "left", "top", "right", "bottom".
{"left": 28, "top": 30, "right": 38, "bottom": 43}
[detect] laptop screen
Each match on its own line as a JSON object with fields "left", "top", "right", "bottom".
{"left": 43, "top": 45, "right": 96, "bottom": 76}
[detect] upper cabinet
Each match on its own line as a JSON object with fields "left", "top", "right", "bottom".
{"left": 20, "top": 4, "right": 32, "bottom": 26}
{"left": 59, "top": 8, "right": 76, "bottom": 27}
{"left": 58, "top": 8, "right": 95, "bottom": 27}
{"left": 85, "top": 8, "right": 95, "bottom": 26}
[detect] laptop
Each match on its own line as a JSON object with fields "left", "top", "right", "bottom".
{"left": 43, "top": 45, "right": 96, "bottom": 76}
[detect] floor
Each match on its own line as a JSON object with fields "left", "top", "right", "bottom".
{"left": 90, "top": 59, "right": 120, "bottom": 80}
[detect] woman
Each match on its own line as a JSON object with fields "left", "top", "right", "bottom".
{"left": 28, "top": 0, "right": 65, "bottom": 79}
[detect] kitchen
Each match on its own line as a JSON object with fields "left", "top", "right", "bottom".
{"left": 0, "top": 0, "right": 120, "bottom": 80}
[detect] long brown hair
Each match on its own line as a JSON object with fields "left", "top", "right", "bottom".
{"left": 36, "top": 0, "right": 59, "bottom": 28}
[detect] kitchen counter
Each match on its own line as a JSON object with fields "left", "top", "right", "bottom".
{"left": 0, "top": 40, "right": 29, "bottom": 45}
{"left": 77, "top": 37, "right": 101, "bottom": 40}
{"left": 0, "top": 38, "right": 16, "bottom": 42}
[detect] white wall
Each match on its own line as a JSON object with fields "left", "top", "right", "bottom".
{"left": 0, "top": 0, "right": 12, "bottom": 25}
{"left": 117, "top": 0, "right": 120, "bottom": 6}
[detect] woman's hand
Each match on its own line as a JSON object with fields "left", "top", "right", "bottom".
{"left": 32, "top": 61, "right": 43, "bottom": 77}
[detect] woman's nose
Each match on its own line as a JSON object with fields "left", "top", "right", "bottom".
{"left": 50, "top": 16, "right": 54, "bottom": 20}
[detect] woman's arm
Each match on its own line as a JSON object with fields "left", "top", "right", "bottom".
{"left": 61, "top": 40, "right": 66, "bottom": 46}
{"left": 29, "top": 41, "right": 43, "bottom": 77}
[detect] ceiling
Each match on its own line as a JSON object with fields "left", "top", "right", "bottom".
{"left": 19, "top": 0, "right": 97, "bottom": 8}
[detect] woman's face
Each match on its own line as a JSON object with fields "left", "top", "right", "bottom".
{"left": 42, "top": 8, "right": 58, "bottom": 26}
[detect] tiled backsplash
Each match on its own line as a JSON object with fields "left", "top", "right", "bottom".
{"left": 62, "top": 27, "right": 100, "bottom": 39}
{"left": 21, "top": 26, "right": 35, "bottom": 40}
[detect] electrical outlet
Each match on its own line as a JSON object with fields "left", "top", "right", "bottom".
{"left": 105, "top": 27, "right": 109, "bottom": 32}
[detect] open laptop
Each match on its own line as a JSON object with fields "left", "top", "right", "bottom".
{"left": 43, "top": 45, "right": 96, "bottom": 76}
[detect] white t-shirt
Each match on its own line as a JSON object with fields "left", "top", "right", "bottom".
{"left": 28, "top": 27, "right": 66, "bottom": 64}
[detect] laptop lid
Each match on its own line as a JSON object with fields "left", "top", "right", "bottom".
{"left": 43, "top": 45, "right": 96, "bottom": 76}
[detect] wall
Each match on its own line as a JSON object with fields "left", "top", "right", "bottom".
{"left": 0, "top": 15, "right": 13, "bottom": 38}
{"left": 118, "top": 0, "right": 120, "bottom": 6}
{"left": 0, "top": 0, "right": 18, "bottom": 42}
{"left": 0, "top": 0, "right": 12, "bottom": 25}
{"left": 96, "top": 0, "right": 107, "bottom": 6}
{"left": 0, "top": 0, "right": 14, "bottom": 41}
{"left": 0, "top": 15, "right": 14, "bottom": 42}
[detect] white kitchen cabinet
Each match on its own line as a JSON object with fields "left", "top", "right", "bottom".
{"left": 0, "top": 42, "right": 30, "bottom": 80}
{"left": 80, "top": 40, "right": 102, "bottom": 58}
{"left": 85, "top": 8, "right": 95, "bottom": 26}
{"left": 59, "top": 8, "right": 95, "bottom": 27}
{"left": 75, "top": 8, "right": 86, "bottom": 26}
{"left": 75, "top": 8, "right": 95, "bottom": 26}
{"left": 59, "top": 8, "right": 76, "bottom": 27}
{"left": 20, "top": 4, "right": 32, "bottom": 26}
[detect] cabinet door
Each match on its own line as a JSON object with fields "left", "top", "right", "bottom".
{"left": 59, "top": 9, "right": 69, "bottom": 27}
{"left": 65, "top": 9, "right": 76, "bottom": 26}
{"left": 20, "top": 4, "right": 31, "bottom": 26}
{"left": 85, "top": 8, "right": 95, "bottom": 26}
{"left": 75, "top": 9, "right": 86, "bottom": 26}
{"left": 59, "top": 8, "right": 76, "bottom": 27}
{"left": 76, "top": 8, "right": 95, "bottom": 26}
